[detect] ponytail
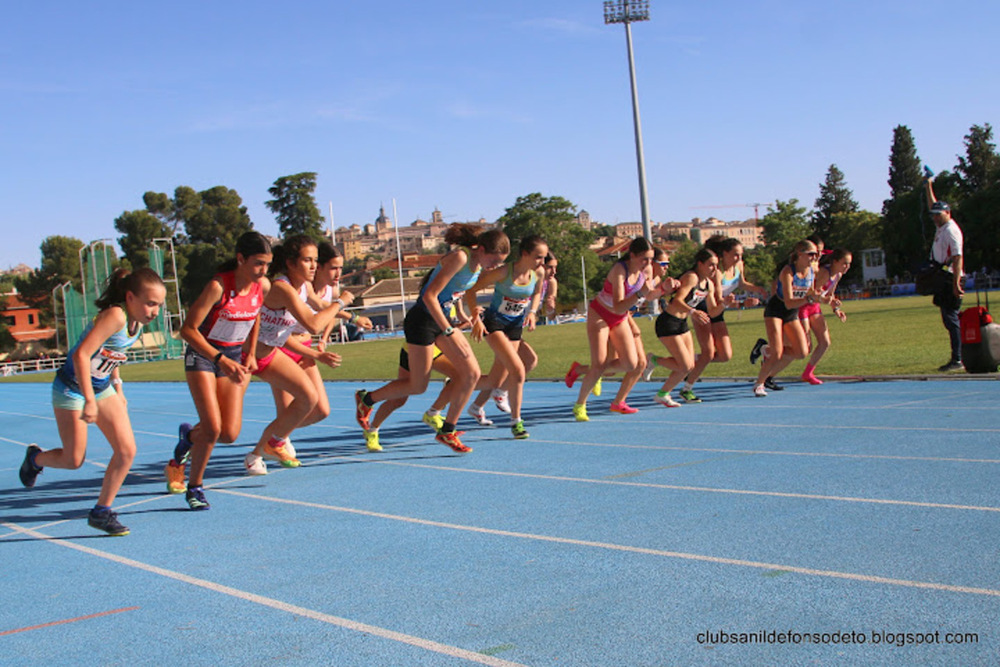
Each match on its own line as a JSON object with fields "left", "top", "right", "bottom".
{"left": 270, "top": 235, "right": 317, "bottom": 277}
{"left": 95, "top": 267, "right": 165, "bottom": 310}
{"left": 218, "top": 231, "right": 271, "bottom": 272}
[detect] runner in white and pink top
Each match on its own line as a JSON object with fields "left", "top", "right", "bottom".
{"left": 242, "top": 235, "right": 352, "bottom": 476}
{"left": 799, "top": 249, "right": 852, "bottom": 385}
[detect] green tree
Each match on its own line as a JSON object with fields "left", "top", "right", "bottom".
{"left": 955, "top": 123, "right": 1000, "bottom": 196}
{"left": 812, "top": 164, "right": 858, "bottom": 240}
{"left": 759, "top": 199, "right": 811, "bottom": 266}
{"left": 953, "top": 124, "right": 1000, "bottom": 272}
{"left": 266, "top": 172, "right": 325, "bottom": 240}
{"left": 496, "top": 193, "right": 596, "bottom": 307}
{"left": 114, "top": 209, "right": 172, "bottom": 269}
{"left": 881, "top": 126, "right": 928, "bottom": 276}
{"left": 664, "top": 238, "right": 698, "bottom": 279}
{"left": 887, "top": 125, "right": 923, "bottom": 199}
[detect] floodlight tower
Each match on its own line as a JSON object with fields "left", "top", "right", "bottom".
{"left": 604, "top": 0, "right": 652, "bottom": 242}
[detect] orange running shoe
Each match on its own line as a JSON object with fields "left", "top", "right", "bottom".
{"left": 262, "top": 440, "right": 300, "bottom": 468}
{"left": 165, "top": 460, "right": 187, "bottom": 494}
{"left": 355, "top": 389, "right": 373, "bottom": 430}
{"left": 436, "top": 430, "right": 472, "bottom": 453}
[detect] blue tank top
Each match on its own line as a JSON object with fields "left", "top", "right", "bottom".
{"left": 487, "top": 266, "right": 538, "bottom": 324}
{"left": 776, "top": 266, "right": 814, "bottom": 301}
{"left": 419, "top": 248, "right": 481, "bottom": 312}
{"left": 57, "top": 310, "right": 143, "bottom": 393}
{"left": 720, "top": 269, "right": 741, "bottom": 298}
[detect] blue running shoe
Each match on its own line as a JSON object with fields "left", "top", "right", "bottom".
{"left": 173, "top": 423, "right": 194, "bottom": 464}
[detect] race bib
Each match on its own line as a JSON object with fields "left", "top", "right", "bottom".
{"left": 500, "top": 296, "right": 529, "bottom": 317}
{"left": 91, "top": 347, "right": 128, "bottom": 380}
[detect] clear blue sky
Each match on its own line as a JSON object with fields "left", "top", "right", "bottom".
{"left": 2, "top": 0, "right": 997, "bottom": 270}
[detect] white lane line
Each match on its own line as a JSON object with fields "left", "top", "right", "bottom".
{"left": 612, "top": 419, "right": 1000, "bottom": 433}
{"left": 527, "top": 438, "right": 1000, "bottom": 463}
{"left": 1, "top": 523, "right": 529, "bottom": 667}
{"left": 210, "top": 489, "right": 1000, "bottom": 599}
{"left": 372, "top": 461, "right": 1000, "bottom": 513}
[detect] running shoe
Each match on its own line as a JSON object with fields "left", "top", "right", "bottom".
{"left": 244, "top": 451, "right": 267, "bottom": 476}
{"left": 749, "top": 338, "right": 767, "bottom": 365}
{"left": 801, "top": 372, "right": 823, "bottom": 385}
{"left": 364, "top": 429, "right": 383, "bottom": 452}
{"left": 468, "top": 404, "right": 494, "bottom": 426}
{"left": 609, "top": 401, "right": 639, "bottom": 414}
{"left": 764, "top": 376, "right": 784, "bottom": 391}
{"left": 422, "top": 412, "right": 445, "bottom": 433}
{"left": 679, "top": 388, "right": 702, "bottom": 403}
{"left": 753, "top": 384, "right": 768, "bottom": 397}
{"left": 565, "top": 361, "right": 583, "bottom": 388}
{"left": 354, "top": 389, "right": 373, "bottom": 430}
{"left": 283, "top": 438, "right": 296, "bottom": 460}
{"left": 262, "top": 440, "right": 300, "bottom": 468}
{"left": 642, "top": 352, "right": 656, "bottom": 382}
{"left": 88, "top": 509, "right": 129, "bottom": 536}
{"left": 938, "top": 360, "right": 964, "bottom": 372}
{"left": 19, "top": 444, "right": 42, "bottom": 488}
{"left": 436, "top": 430, "right": 472, "bottom": 453}
{"left": 511, "top": 420, "right": 529, "bottom": 440}
{"left": 573, "top": 403, "right": 589, "bottom": 422}
{"left": 492, "top": 389, "right": 511, "bottom": 414}
{"left": 654, "top": 392, "right": 681, "bottom": 408}
{"left": 173, "top": 422, "right": 193, "bottom": 465}
{"left": 185, "top": 486, "right": 210, "bottom": 511}
{"left": 165, "top": 460, "right": 187, "bottom": 494}
{"left": 592, "top": 377, "right": 602, "bottom": 396}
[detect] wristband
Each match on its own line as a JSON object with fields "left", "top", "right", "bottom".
{"left": 112, "top": 378, "right": 123, "bottom": 387}
{"left": 348, "top": 312, "right": 357, "bottom": 323}
{"left": 443, "top": 326, "right": 455, "bottom": 336}
{"left": 334, "top": 298, "right": 345, "bottom": 307}
{"left": 213, "top": 351, "right": 224, "bottom": 365}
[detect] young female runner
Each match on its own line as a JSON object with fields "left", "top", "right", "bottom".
{"left": 751, "top": 240, "right": 819, "bottom": 397}
{"left": 355, "top": 224, "right": 510, "bottom": 453}
{"left": 19, "top": 268, "right": 166, "bottom": 535}
{"left": 243, "top": 235, "right": 351, "bottom": 475}
{"left": 166, "top": 232, "right": 272, "bottom": 509}
{"left": 670, "top": 237, "right": 767, "bottom": 401}
{"left": 264, "top": 242, "right": 366, "bottom": 456}
{"left": 463, "top": 235, "right": 547, "bottom": 439}
{"left": 568, "top": 247, "right": 676, "bottom": 397}
{"left": 647, "top": 248, "right": 721, "bottom": 407}
{"left": 572, "top": 237, "right": 663, "bottom": 421}
{"left": 799, "top": 248, "right": 851, "bottom": 384}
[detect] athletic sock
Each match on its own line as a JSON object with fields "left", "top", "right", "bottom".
{"left": 682, "top": 382, "right": 694, "bottom": 392}
{"left": 92, "top": 504, "right": 111, "bottom": 514}
{"left": 441, "top": 422, "right": 456, "bottom": 434}
{"left": 425, "top": 408, "right": 441, "bottom": 417}
{"left": 267, "top": 435, "right": 288, "bottom": 449}
{"left": 362, "top": 392, "right": 375, "bottom": 407}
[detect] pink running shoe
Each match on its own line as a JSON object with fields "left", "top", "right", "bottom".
{"left": 609, "top": 402, "right": 639, "bottom": 414}
{"left": 565, "top": 361, "right": 583, "bottom": 388}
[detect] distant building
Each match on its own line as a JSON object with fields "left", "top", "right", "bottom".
{"left": 615, "top": 222, "right": 644, "bottom": 238}
{"left": 1, "top": 291, "right": 55, "bottom": 343}
{"left": 576, "top": 210, "right": 594, "bottom": 231}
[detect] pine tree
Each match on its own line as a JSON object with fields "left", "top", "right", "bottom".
{"left": 811, "top": 164, "right": 858, "bottom": 240}
{"left": 266, "top": 172, "right": 326, "bottom": 240}
{"left": 955, "top": 123, "right": 1000, "bottom": 195}
{"left": 886, "top": 125, "right": 923, "bottom": 199}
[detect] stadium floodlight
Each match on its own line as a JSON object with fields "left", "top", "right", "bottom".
{"left": 603, "top": 0, "right": 652, "bottom": 243}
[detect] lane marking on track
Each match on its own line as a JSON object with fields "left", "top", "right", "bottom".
{"left": 372, "top": 461, "right": 1000, "bottom": 513}
{"left": 526, "top": 438, "right": 1000, "bottom": 463}
{"left": 1, "top": 523, "right": 529, "bottom": 667}
{"left": 0, "top": 606, "right": 140, "bottom": 636}
{"left": 209, "top": 489, "right": 1000, "bottom": 598}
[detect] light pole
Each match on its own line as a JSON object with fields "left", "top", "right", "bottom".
{"left": 604, "top": 0, "right": 652, "bottom": 243}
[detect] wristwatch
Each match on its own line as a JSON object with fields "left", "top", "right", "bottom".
{"left": 443, "top": 326, "right": 455, "bottom": 336}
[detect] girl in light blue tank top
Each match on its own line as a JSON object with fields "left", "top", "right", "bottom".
{"left": 355, "top": 224, "right": 511, "bottom": 453}
{"left": 23, "top": 268, "right": 166, "bottom": 536}
{"left": 464, "top": 236, "right": 548, "bottom": 439}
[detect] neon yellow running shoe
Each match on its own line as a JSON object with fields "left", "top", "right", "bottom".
{"left": 364, "top": 429, "right": 383, "bottom": 452}
{"left": 422, "top": 412, "right": 445, "bottom": 433}
{"left": 591, "top": 377, "right": 602, "bottom": 397}
{"left": 573, "top": 403, "right": 589, "bottom": 422}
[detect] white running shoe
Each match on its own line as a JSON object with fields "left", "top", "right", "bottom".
{"left": 244, "top": 452, "right": 267, "bottom": 476}
{"left": 468, "top": 404, "right": 494, "bottom": 426}
{"left": 283, "top": 438, "right": 296, "bottom": 460}
{"left": 753, "top": 384, "right": 768, "bottom": 398}
{"left": 492, "top": 389, "right": 511, "bottom": 414}
{"left": 642, "top": 352, "right": 656, "bottom": 382}
{"left": 654, "top": 392, "right": 681, "bottom": 408}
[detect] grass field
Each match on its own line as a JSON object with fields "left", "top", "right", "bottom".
{"left": 3, "top": 294, "right": 995, "bottom": 384}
